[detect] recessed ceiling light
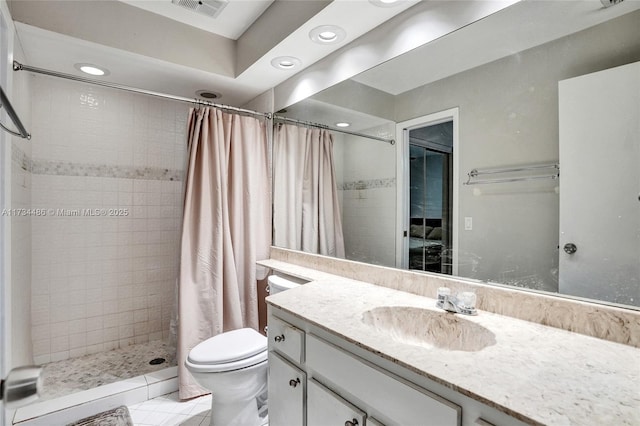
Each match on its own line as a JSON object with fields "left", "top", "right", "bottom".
{"left": 74, "top": 63, "right": 110, "bottom": 76}
{"left": 271, "top": 56, "right": 302, "bottom": 71}
{"left": 196, "top": 90, "right": 222, "bottom": 100}
{"left": 369, "top": 0, "right": 401, "bottom": 7}
{"left": 335, "top": 122, "right": 351, "bottom": 128}
{"left": 309, "top": 25, "right": 346, "bottom": 44}
{"left": 320, "top": 31, "right": 337, "bottom": 41}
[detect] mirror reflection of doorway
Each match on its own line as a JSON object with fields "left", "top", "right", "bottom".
{"left": 408, "top": 121, "right": 453, "bottom": 274}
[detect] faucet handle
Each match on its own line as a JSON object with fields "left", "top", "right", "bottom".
{"left": 436, "top": 287, "right": 450, "bottom": 308}
{"left": 436, "top": 288, "right": 478, "bottom": 315}
{"left": 458, "top": 291, "right": 477, "bottom": 310}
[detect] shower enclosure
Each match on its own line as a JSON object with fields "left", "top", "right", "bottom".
{"left": 3, "top": 66, "right": 190, "bottom": 417}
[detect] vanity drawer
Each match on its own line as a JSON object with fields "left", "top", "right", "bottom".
{"left": 269, "top": 316, "right": 305, "bottom": 364}
{"left": 306, "top": 334, "right": 461, "bottom": 426}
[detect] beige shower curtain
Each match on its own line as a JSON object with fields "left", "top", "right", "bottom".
{"left": 273, "top": 123, "right": 345, "bottom": 257}
{"left": 178, "top": 107, "right": 270, "bottom": 400}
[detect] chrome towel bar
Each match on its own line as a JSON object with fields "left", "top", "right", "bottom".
{"left": 464, "top": 163, "right": 559, "bottom": 185}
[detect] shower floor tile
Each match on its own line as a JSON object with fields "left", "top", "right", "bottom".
{"left": 40, "top": 340, "right": 177, "bottom": 400}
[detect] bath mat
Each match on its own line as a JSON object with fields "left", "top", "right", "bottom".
{"left": 67, "top": 406, "right": 133, "bottom": 426}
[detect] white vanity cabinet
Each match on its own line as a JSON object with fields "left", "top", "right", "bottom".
{"left": 268, "top": 308, "right": 529, "bottom": 426}
{"left": 268, "top": 314, "right": 460, "bottom": 426}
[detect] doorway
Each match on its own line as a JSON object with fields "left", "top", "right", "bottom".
{"left": 396, "top": 108, "right": 459, "bottom": 273}
{"left": 558, "top": 62, "right": 640, "bottom": 306}
{"left": 408, "top": 123, "right": 453, "bottom": 273}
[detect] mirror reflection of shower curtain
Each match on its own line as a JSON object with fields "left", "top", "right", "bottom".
{"left": 273, "top": 123, "right": 345, "bottom": 258}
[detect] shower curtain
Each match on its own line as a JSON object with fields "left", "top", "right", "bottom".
{"left": 273, "top": 123, "right": 345, "bottom": 257}
{"left": 178, "top": 107, "right": 270, "bottom": 399}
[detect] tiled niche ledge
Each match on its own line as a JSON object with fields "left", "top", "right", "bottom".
{"left": 267, "top": 247, "right": 640, "bottom": 348}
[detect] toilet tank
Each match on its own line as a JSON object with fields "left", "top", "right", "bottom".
{"left": 268, "top": 273, "right": 305, "bottom": 295}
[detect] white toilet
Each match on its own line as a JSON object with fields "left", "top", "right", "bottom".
{"left": 185, "top": 274, "right": 301, "bottom": 426}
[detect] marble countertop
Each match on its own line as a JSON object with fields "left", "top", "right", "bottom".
{"left": 260, "top": 260, "right": 640, "bottom": 426}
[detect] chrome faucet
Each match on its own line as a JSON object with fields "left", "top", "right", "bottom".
{"left": 436, "top": 288, "right": 477, "bottom": 316}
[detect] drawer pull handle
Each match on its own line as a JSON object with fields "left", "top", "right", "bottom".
{"left": 345, "top": 420, "right": 359, "bottom": 426}
{"left": 274, "top": 334, "right": 285, "bottom": 343}
{"left": 288, "top": 378, "right": 300, "bottom": 388}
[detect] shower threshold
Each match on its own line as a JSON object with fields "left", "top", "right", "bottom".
{"left": 13, "top": 366, "right": 177, "bottom": 425}
{"left": 12, "top": 340, "right": 178, "bottom": 425}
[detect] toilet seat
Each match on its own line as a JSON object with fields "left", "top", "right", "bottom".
{"left": 186, "top": 328, "right": 268, "bottom": 373}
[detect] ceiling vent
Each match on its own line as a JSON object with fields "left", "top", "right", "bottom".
{"left": 171, "top": 0, "right": 229, "bottom": 19}
{"left": 600, "top": 0, "right": 624, "bottom": 6}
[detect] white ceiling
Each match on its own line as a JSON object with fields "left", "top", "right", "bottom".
{"left": 8, "top": 0, "right": 418, "bottom": 107}
{"left": 119, "top": 0, "right": 274, "bottom": 40}
{"left": 281, "top": 0, "right": 640, "bottom": 131}
{"left": 13, "top": 0, "right": 636, "bottom": 113}
{"left": 283, "top": 97, "right": 393, "bottom": 133}
{"left": 352, "top": 0, "right": 640, "bottom": 95}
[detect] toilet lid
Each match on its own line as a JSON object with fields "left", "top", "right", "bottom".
{"left": 187, "top": 328, "right": 267, "bottom": 365}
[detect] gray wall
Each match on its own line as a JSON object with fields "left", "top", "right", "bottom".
{"left": 394, "top": 11, "right": 640, "bottom": 290}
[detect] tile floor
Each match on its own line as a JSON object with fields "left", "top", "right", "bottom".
{"left": 128, "top": 391, "right": 212, "bottom": 426}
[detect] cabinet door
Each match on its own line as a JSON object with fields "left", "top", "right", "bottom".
{"left": 269, "top": 352, "right": 306, "bottom": 426}
{"left": 307, "top": 379, "right": 366, "bottom": 426}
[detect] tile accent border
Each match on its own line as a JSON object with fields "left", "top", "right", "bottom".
{"left": 12, "top": 145, "right": 183, "bottom": 182}
{"left": 31, "top": 160, "right": 183, "bottom": 182}
{"left": 341, "top": 177, "right": 395, "bottom": 191}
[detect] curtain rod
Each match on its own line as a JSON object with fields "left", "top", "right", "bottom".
{"left": 13, "top": 61, "right": 271, "bottom": 119}
{"left": 0, "top": 85, "right": 30, "bottom": 139}
{"left": 273, "top": 115, "right": 395, "bottom": 145}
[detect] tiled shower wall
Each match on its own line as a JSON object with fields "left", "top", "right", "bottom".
{"left": 10, "top": 45, "right": 33, "bottom": 367}
{"left": 334, "top": 123, "right": 396, "bottom": 268}
{"left": 29, "top": 75, "right": 188, "bottom": 364}
{"left": 11, "top": 145, "right": 32, "bottom": 363}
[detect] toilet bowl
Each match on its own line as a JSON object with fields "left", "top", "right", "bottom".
{"left": 185, "top": 274, "right": 302, "bottom": 426}
{"left": 185, "top": 328, "right": 268, "bottom": 426}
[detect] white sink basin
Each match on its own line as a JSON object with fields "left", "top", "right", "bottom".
{"left": 362, "top": 306, "right": 496, "bottom": 352}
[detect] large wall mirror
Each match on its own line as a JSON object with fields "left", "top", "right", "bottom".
{"left": 272, "top": 0, "right": 640, "bottom": 309}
